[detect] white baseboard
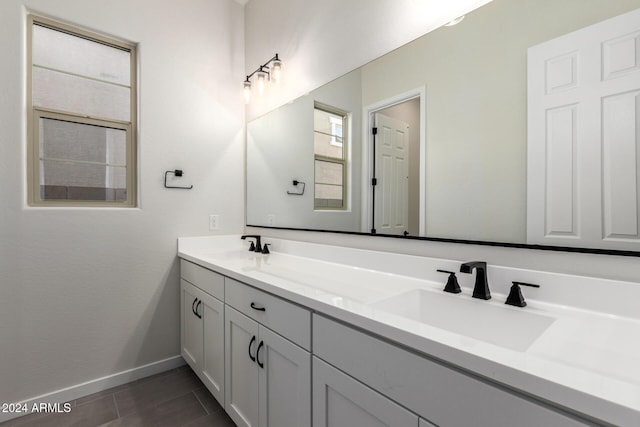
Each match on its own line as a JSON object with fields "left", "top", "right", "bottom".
{"left": 0, "top": 355, "right": 186, "bottom": 423}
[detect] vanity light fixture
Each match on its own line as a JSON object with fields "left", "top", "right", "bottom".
{"left": 243, "top": 53, "right": 283, "bottom": 104}
{"left": 444, "top": 15, "right": 465, "bottom": 26}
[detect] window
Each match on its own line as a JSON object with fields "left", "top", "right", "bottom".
{"left": 314, "top": 104, "right": 348, "bottom": 210}
{"left": 27, "top": 16, "right": 137, "bottom": 207}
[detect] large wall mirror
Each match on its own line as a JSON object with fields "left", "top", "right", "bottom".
{"left": 247, "top": 0, "right": 640, "bottom": 255}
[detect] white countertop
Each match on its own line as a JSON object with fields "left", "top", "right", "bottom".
{"left": 178, "top": 235, "right": 640, "bottom": 426}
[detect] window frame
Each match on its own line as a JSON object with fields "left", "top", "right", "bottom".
{"left": 313, "top": 103, "right": 348, "bottom": 211}
{"left": 26, "top": 15, "right": 137, "bottom": 207}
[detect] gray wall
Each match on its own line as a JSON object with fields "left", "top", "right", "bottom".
{"left": 0, "top": 0, "right": 245, "bottom": 407}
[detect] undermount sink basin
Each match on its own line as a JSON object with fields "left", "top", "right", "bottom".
{"left": 370, "top": 289, "right": 556, "bottom": 352}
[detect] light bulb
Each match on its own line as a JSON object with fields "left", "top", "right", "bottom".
{"left": 243, "top": 80, "right": 251, "bottom": 104}
{"left": 257, "top": 71, "right": 267, "bottom": 94}
{"left": 271, "top": 59, "right": 282, "bottom": 85}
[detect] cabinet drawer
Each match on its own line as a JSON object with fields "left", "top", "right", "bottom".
{"left": 313, "top": 315, "right": 588, "bottom": 427}
{"left": 181, "top": 260, "right": 224, "bottom": 301}
{"left": 226, "top": 277, "right": 311, "bottom": 350}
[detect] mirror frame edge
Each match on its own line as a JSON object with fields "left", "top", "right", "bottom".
{"left": 245, "top": 224, "right": 640, "bottom": 258}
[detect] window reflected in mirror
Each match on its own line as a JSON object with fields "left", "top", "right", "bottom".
{"left": 314, "top": 104, "right": 348, "bottom": 210}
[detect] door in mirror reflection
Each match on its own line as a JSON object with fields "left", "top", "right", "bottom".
{"left": 370, "top": 98, "right": 421, "bottom": 236}
{"left": 374, "top": 113, "right": 409, "bottom": 235}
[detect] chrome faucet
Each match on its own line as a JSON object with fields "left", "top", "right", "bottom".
{"left": 460, "top": 261, "right": 491, "bottom": 300}
{"left": 241, "top": 235, "right": 262, "bottom": 252}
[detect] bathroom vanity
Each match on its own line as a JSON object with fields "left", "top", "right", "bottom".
{"left": 178, "top": 235, "right": 640, "bottom": 427}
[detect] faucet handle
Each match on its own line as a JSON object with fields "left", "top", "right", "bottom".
{"left": 437, "top": 269, "right": 461, "bottom": 294}
{"left": 262, "top": 244, "right": 271, "bottom": 254}
{"left": 506, "top": 281, "right": 540, "bottom": 307}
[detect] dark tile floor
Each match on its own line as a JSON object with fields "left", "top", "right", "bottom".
{"left": 1, "top": 366, "right": 236, "bottom": 427}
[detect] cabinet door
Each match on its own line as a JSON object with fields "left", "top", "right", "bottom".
{"left": 225, "top": 306, "right": 260, "bottom": 427}
{"left": 199, "top": 291, "right": 225, "bottom": 406}
{"left": 313, "top": 357, "right": 418, "bottom": 427}
{"left": 258, "top": 326, "right": 311, "bottom": 427}
{"left": 181, "top": 280, "right": 203, "bottom": 371}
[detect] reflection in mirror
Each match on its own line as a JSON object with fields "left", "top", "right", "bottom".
{"left": 371, "top": 98, "right": 420, "bottom": 236}
{"left": 247, "top": 0, "right": 640, "bottom": 253}
{"left": 247, "top": 69, "right": 362, "bottom": 232}
{"left": 314, "top": 105, "right": 348, "bottom": 210}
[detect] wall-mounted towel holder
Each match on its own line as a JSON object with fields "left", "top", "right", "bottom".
{"left": 287, "top": 180, "right": 305, "bottom": 195}
{"left": 164, "top": 170, "right": 193, "bottom": 189}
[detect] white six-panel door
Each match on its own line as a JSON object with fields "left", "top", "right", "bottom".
{"left": 527, "top": 8, "right": 640, "bottom": 250}
{"left": 374, "top": 113, "right": 410, "bottom": 235}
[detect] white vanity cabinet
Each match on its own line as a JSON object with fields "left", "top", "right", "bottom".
{"left": 313, "top": 314, "right": 590, "bottom": 427}
{"left": 180, "top": 260, "right": 225, "bottom": 406}
{"left": 224, "top": 279, "right": 311, "bottom": 427}
{"left": 313, "top": 356, "right": 419, "bottom": 427}
{"left": 178, "top": 236, "right": 640, "bottom": 426}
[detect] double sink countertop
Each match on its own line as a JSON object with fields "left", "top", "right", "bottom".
{"left": 178, "top": 235, "right": 640, "bottom": 426}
